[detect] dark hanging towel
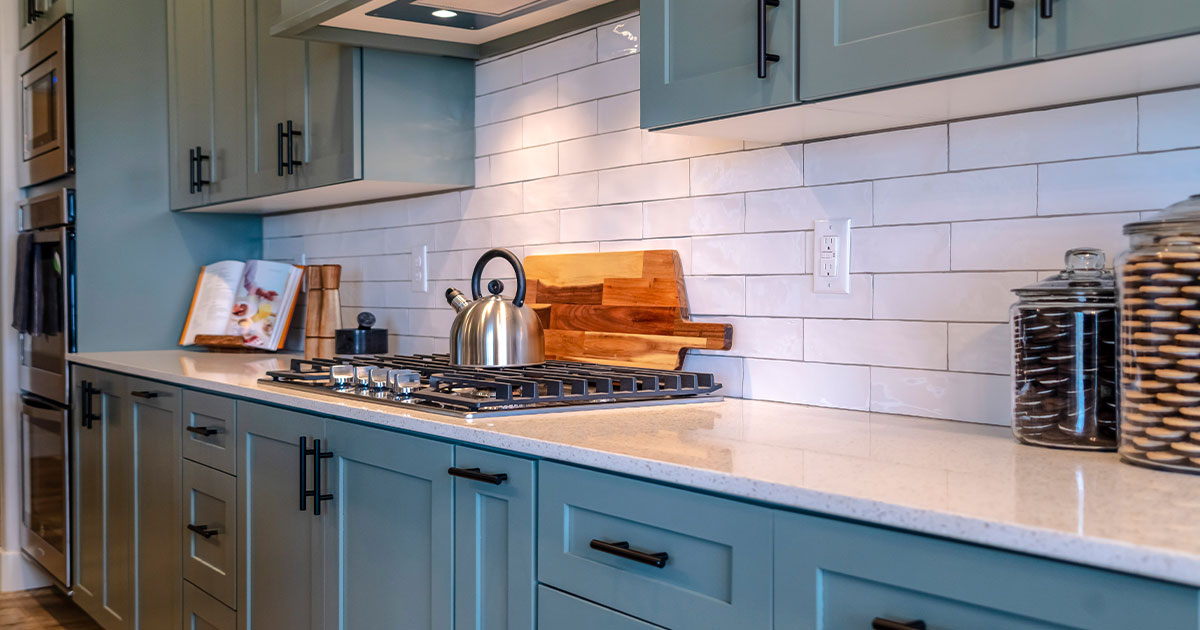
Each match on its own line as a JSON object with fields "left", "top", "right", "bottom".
{"left": 12, "top": 232, "right": 33, "bottom": 334}
{"left": 12, "top": 233, "right": 62, "bottom": 337}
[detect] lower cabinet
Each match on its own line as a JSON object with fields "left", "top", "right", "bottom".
{"left": 537, "top": 586, "right": 663, "bottom": 630}
{"left": 183, "top": 582, "right": 236, "bottom": 630}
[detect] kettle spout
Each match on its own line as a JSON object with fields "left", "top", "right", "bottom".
{"left": 445, "top": 288, "right": 470, "bottom": 313}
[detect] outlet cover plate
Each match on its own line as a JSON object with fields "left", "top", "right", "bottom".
{"left": 813, "top": 218, "right": 851, "bottom": 294}
{"left": 412, "top": 245, "right": 428, "bottom": 293}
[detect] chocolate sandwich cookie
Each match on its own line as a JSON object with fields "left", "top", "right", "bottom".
{"left": 1157, "top": 392, "right": 1200, "bottom": 406}
{"left": 1174, "top": 333, "right": 1200, "bottom": 347}
{"left": 1160, "top": 345, "right": 1200, "bottom": 359}
{"left": 1134, "top": 261, "right": 1171, "bottom": 273}
{"left": 1169, "top": 441, "right": 1200, "bottom": 455}
{"left": 1149, "top": 273, "right": 1194, "bottom": 286}
{"left": 1132, "top": 436, "right": 1171, "bottom": 451}
{"left": 1163, "top": 416, "right": 1200, "bottom": 430}
{"left": 1140, "top": 285, "right": 1181, "bottom": 296}
{"left": 1138, "top": 403, "right": 1178, "bottom": 417}
{"left": 1146, "top": 451, "right": 1188, "bottom": 463}
{"left": 1154, "top": 369, "right": 1198, "bottom": 382}
{"left": 1145, "top": 426, "right": 1188, "bottom": 441}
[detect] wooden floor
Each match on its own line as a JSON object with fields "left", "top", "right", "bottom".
{"left": 0, "top": 588, "right": 99, "bottom": 630}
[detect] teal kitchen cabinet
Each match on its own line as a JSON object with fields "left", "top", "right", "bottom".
{"left": 453, "top": 447, "right": 536, "bottom": 630}
{"left": 640, "top": 0, "right": 798, "bottom": 128}
{"left": 1035, "top": 0, "right": 1200, "bottom": 58}
{"left": 537, "top": 586, "right": 665, "bottom": 630}
{"left": 538, "top": 462, "right": 774, "bottom": 630}
{"left": 799, "top": 0, "right": 1037, "bottom": 101}
{"left": 167, "top": 0, "right": 248, "bottom": 210}
{"left": 72, "top": 368, "right": 183, "bottom": 630}
{"left": 236, "top": 402, "right": 325, "bottom": 630}
{"left": 323, "top": 421, "right": 454, "bottom": 629}
{"left": 774, "top": 510, "right": 1200, "bottom": 630}
{"left": 184, "top": 581, "right": 237, "bottom": 630}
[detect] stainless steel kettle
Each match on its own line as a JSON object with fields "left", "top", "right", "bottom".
{"left": 445, "top": 249, "right": 546, "bottom": 367}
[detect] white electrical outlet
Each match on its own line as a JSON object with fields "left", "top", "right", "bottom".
{"left": 411, "top": 245, "right": 428, "bottom": 293}
{"left": 813, "top": 218, "right": 851, "bottom": 294}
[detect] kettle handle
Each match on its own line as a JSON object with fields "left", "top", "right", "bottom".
{"left": 471, "top": 248, "right": 528, "bottom": 307}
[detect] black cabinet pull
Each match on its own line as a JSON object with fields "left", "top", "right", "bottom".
{"left": 757, "top": 0, "right": 781, "bottom": 79}
{"left": 130, "top": 390, "right": 158, "bottom": 399}
{"left": 194, "top": 146, "right": 210, "bottom": 190}
{"left": 988, "top": 0, "right": 1015, "bottom": 28}
{"left": 306, "top": 438, "right": 334, "bottom": 516}
{"left": 1039, "top": 0, "right": 1053, "bottom": 18}
{"left": 448, "top": 467, "right": 508, "bottom": 485}
{"left": 188, "top": 148, "right": 197, "bottom": 193}
{"left": 285, "top": 120, "right": 302, "bottom": 175}
{"left": 81, "top": 381, "right": 101, "bottom": 430}
{"left": 872, "top": 619, "right": 926, "bottom": 630}
{"left": 186, "top": 523, "right": 219, "bottom": 539}
{"left": 299, "top": 436, "right": 309, "bottom": 511}
{"left": 589, "top": 539, "right": 669, "bottom": 568}
{"left": 277, "top": 122, "right": 286, "bottom": 177}
{"left": 186, "top": 425, "right": 218, "bottom": 437}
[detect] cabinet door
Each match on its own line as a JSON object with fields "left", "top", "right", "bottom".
{"left": 453, "top": 447, "right": 536, "bottom": 630}
{"left": 72, "top": 368, "right": 134, "bottom": 630}
{"left": 798, "top": 0, "right": 1037, "bottom": 101}
{"left": 184, "top": 581, "right": 237, "bottom": 630}
{"left": 237, "top": 402, "right": 324, "bottom": 630}
{"left": 1036, "top": 0, "right": 1200, "bottom": 58}
{"left": 641, "top": 0, "right": 797, "bottom": 129}
{"left": 247, "top": 0, "right": 306, "bottom": 197}
{"left": 183, "top": 460, "right": 237, "bottom": 608}
{"left": 167, "top": 0, "right": 214, "bottom": 210}
{"left": 128, "top": 378, "right": 183, "bottom": 630}
{"left": 294, "top": 42, "right": 358, "bottom": 191}
{"left": 208, "top": 0, "right": 249, "bottom": 204}
{"left": 323, "top": 421, "right": 453, "bottom": 630}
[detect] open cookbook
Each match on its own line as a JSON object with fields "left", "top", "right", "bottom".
{"left": 179, "top": 260, "right": 303, "bottom": 350}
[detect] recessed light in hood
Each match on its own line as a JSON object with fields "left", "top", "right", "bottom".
{"left": 368, "top": 0, "right": 570, "bottom": 30}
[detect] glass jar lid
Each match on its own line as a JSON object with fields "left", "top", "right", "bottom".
{"left": 1123, "top": 194, "right": 1200, "bottom": 236}
{"left": 1012, "top": 247, "right": 1115, "bottom": 299}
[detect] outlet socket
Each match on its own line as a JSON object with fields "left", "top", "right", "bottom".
{"left": 411, "top": 245, "right": 428, "bottom": 293}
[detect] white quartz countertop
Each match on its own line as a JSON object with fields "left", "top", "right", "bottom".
{"left": 70, "top": 350, "right": 1200, "bottom": 587}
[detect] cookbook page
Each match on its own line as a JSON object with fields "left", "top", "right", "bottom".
{"left": 229, "top": 260, "right": 302, "bottom": 349}
{"left": 179, "top": 260, "right": 245, "bottom": 345}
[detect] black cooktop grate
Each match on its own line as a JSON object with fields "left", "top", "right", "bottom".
{"left": 263, "top": 354, "right": 722, "bottom": 413}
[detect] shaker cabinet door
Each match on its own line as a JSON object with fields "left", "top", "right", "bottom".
{"left": 799, "top": 0, "right": 1037, "bottom": 101}
{"left": 207, "top": 0, "right": 249, "bottom": 204}
{"left": 640, "top": 0, "right": 797, "bottom": 129}
{"left": 167, "top": 0, "right": 215, "bottom": 210}
{"left": 1035, "top": 0, "right": 1200, "bottom": 58}
{"left": 247, "top": 0, "right": 307, "bottom": 197}
{"left": 293, "top": 42, "right": 359, "bottom": 192}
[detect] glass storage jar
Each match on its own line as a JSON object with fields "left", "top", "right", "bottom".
{"left": 1118, "top": 194, "right": 1200, "bottom": 474}
{"left": 1011, "top": 247, "right": 1118, "bottom": 450}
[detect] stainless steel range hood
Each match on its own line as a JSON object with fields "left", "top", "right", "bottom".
{"left": 271, "top": 0, "right": 635, "bottom": 59}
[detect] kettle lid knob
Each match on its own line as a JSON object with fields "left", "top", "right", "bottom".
{"left": 356, "top": 311, "right": 376, "bottom": 329}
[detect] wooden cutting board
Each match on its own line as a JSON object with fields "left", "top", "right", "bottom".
{"left": 523, "top": 250, "right": 733, "bottom": 370}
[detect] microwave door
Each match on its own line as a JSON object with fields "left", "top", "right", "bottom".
{"left": 20, "top": 394, "right": 69, "bottom": 586}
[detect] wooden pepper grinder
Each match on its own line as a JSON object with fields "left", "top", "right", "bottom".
{"left": 317, "top": 264, "right": 343, "bottom": 357}
{"left": 303, "top": 266, "right": 324, "bottom": 360}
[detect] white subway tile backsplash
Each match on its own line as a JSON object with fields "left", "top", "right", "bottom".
{"left": 1037, "top": 150, "right": 1200, "bottom": 215}
{"left": 744, "top": 182, "right": 873, "bottom": 232}
{"left": 874, "top": 166, "right": 1037, "bottom": 225}
{"left": 560, "top": 129, "right": 643, "bottom": 173}
{"left": 558, "top": 55, "right": 639, "bottom": 106}
{"left": 693, "top": 232, "right": 806, "bottom": 275}
{"left": 1139, "top": 88, "right": 1200, "bottom": 152}
{"left": 712, "top": 317, "right": 804, "bottom": 360}
{"left": 746, "top": 275, "right": 872, "bottom": 319}
{"left": 744, "top": 359, "right": 871, "bottom": 410}
{"left": 949, "top": 99, "right": 1138, "bottom": 170}
{"left": 489, "top": 144, "right": 558, "bottom": 184}
{"left": 407, "top": 192, "right": 462, "bottom": 225}
{"left": 476, "top": 119, "right": 523, "bottom": 156}
{"left": 597, "top": 16, "right": 640, "bottom": 62}
{"left": 474, "top": 157, "right": 492, "bottom": 187}
{"left": 686, "top": 276, "right": 746, "bottom": 316}
{"left": 522, "top": 102, "right": 598, "bottom": 147}
{"left": 597, "top": 160, "right": 690, "bottom": 204}
{"left": 874, "top": 272, "right": 1036, "bottom": 322}
{"left": 871, "top": 368, "right": 1010, "bottom": 425}
{"left": 805, "top": 320, "right": 947, "bottom": 369}
{"left": 682, "top": 353, "right": 742, "bottom": 397}
{"left": 642, "top": 132, "right": 743, "bottom": 164}
{"left": 522, "top": 31, "right": 597, "bottom": 83}
{"left": 461, "top": 184, "right": 523, "bottom": 220}
{"left": 948, "top": 323, "right": 1011, "bottom": 375}
{"left": 525, "top": 242, "right": 600, "bottom": 256}
{"left": 523, "top": 172, "right": 598, "bottom": 213}
{"left": 475, "top": 77, "right": 558, "bottom": 125}
{"left": 643, "top": 194, "right": 744, "bottom": 238}
{"left": 950, "top": 212, "right": 1137, "bottom": 271}
{"left": 561, "top": 203, "right": 642, "bottom": 242}
{"left": 691, "top": 145, "right": 803, "bottom": 195}
{"left": 851, "top": 224, "right": 950, "bottom": 273}
{"left": 475, "top": 54, "right": 522, "bottom": 95}
{"left": 805, "top": 126, "right": 947, "bottom": 186}
{"left": 598, "top": 92, "right": 640, "bottom": 132}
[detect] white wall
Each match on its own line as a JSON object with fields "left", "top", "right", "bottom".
{"left": 264, "top": 13, "right": 1200, "bottom": 426}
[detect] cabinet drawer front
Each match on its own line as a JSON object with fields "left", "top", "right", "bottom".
{"left": 183, "top": 460, "right": 237, "bottom": 608}
{"left": 184, "top": 581, "right": 237, "bottom": 630}
{"left": 183, "top": 389, "right": 237, "bottom": 475}
{"left": 537, "top": 586, "right": 664, "bottom": 630}
{"left": 538, "top": 462, "right": 771, "bottom": 630}
{"left": 774, "top": 511, "right": 1200, "bottom": 630}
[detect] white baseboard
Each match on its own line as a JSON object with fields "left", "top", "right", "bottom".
{"left": 0, "top": 549, "right": 52, "bottom": 592}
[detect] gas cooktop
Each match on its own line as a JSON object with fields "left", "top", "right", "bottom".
{"left": 260, "top": 354, "right": 724, "bottom": 419}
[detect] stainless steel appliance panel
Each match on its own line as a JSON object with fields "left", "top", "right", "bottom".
{"left": 18, "top": 189, "right": 76, "bottom": 405}
{"left": 19, "top": 1, "right": 71, "bottom": 49}
{"left": 19, "top": 18, "right": 72, "bottom": 187}
{"left": 20, "top": 393, "right": 70, "bottom": 586}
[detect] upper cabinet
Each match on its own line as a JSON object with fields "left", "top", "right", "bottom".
{"left": 640, "top": 0, "right": 797, "bottom": 129}
{"left": 1035, "top": 0, "right": 1200, "bottom": 57}
{"left": 168, "top": 0, "right": 475, "bottom": 214}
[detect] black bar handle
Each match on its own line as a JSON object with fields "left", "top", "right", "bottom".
{"left": 589, "top": 540, "right": 668, "bottom": 568}
{"left": 310, "top": 439, "right": 334, "bottom": 516}
{"left": 277, "top": 122, "right": 285, "bottom": 176}
{"left": 186, "top": 523, "right": 219, "bottom": 539}
{"left": 757, "top": 0, "right": 781, "bottom": 79}
{"left": 188, "top": 148, "right": 197, "bottom": 193}
{"left": 81, "top": 382, "right": 101, "bottom": 430}
{"left": 299, "top": 436, "right": 309, "bottom": 511}
{"left": 285, "top": 120, "right": 303, "bottom": 175}
{"left": 130, "top": 390, "right": 158, "bottom": 399}
{"left": 988, "top": 0, "right": 1015, "bottom": 28}
{"left": 448, "top": 467, "right": 508, "bottom": 485}
{"left": 1040, "top": 0, "right": 1053, "bottom": 18}
{"left": 186, "top": 425, "right": 218, "bottom": 437}
{"left": 194, "top": 146, "right": 210, "bottom": 189}
{"left": 872, "top": 619, "right": 926, "bottom": 630}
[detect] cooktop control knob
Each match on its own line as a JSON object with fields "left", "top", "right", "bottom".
{"left": 369, "top": 367, "right": 390, "bottom": 390}
{"left": 354, "top": 366, "right": 371, "bottom": 388}
{"left": 389, "top": 369, "right": 420, "bottom": 396}
{"left": 330, "top": 364, "right": 354, "bottom": 388}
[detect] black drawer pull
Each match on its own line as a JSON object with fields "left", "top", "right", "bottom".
{"left": 757, "top": 0, "right": 781, "bottom": 79}
{"left": 872, "top": 618, "right": 926, "bottom": 630}
{"left": 186, "top": 425, "right": 218, "bottom": 437}
{"left": 589, "top": 539, "right": 668, "bottom": 568}
{"left": 194, "top": 146, "right": 210, "bottom": 190}
{"left": 988, "top": 0, "right": 1015, "bottom": 28}
{"left": 130, "top": 390, "right": 158, "bottom": 399}
{"left": 305, "top": 438, "right": 334, "bottom": 516}
{"left": 1039, "top": 0, "right": 1053, "bottom": 18}
{"left": 81, "top": 381, "right": 101, "bottom": 430}
{"left": 186, "top": 523, "right": 219, "bottom": 539}
{"left": 448, "top": 467, "right": 508, "bottom": 485}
